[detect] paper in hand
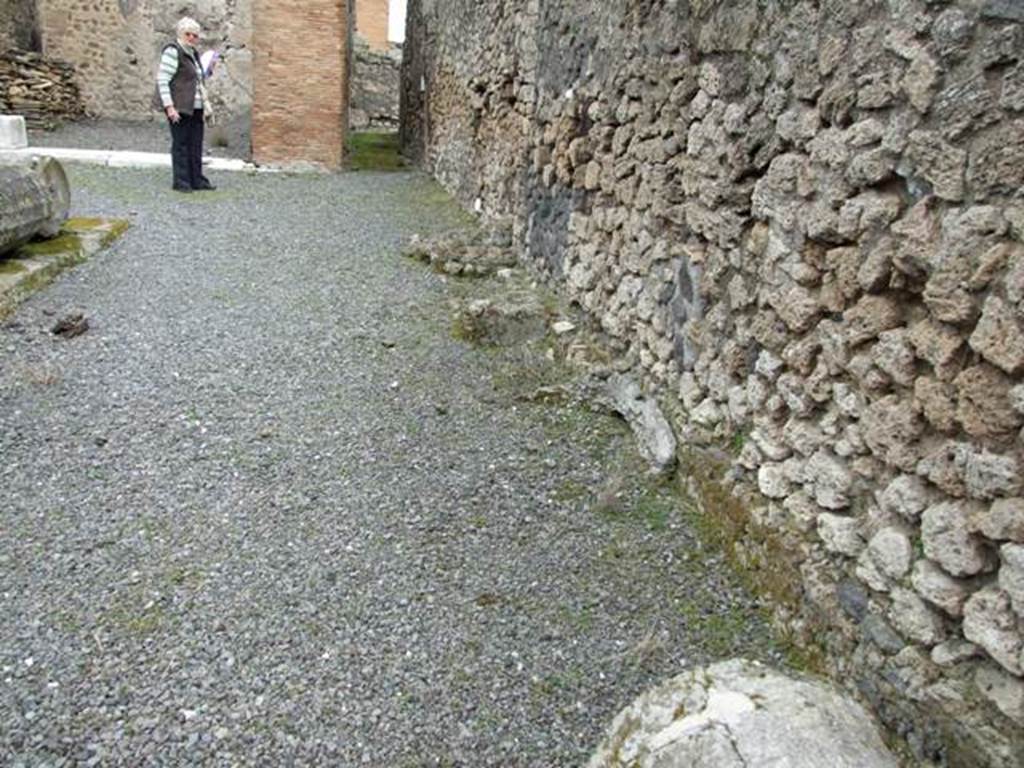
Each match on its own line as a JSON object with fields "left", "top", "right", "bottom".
{"left": 200, "top": 50, "right": 220, "bottom": 77}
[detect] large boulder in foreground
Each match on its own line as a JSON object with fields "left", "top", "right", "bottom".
{"left": 0, "top": 155, "right": 70, "bottom": 255}
{"left": 589, "top": 659, "right": 898, "bottom": 768}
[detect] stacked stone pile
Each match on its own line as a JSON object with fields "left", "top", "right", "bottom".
{"left": 403, "top": 0, "right": 1024, "bottom": 763}
{"left": 404, "top": 230, "right": 518, "bottom": 276}
{"left": 0, "top": 50, "right": 85, "bottom": 129}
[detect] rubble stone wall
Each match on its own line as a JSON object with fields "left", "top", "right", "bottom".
{"left": 350, "top": 36, "right": 400, "bottom": 130}
{"left": 35, "top": 0, "right": 253, "bottom": 126}
{"left": 402, "top": 1, "right": 1024, "bottom": 764}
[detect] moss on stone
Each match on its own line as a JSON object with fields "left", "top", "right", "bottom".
{"left": 676, "top": 449, "right": 829, "bottom": 675}
{"left": 20, "top": 231, "right": 84, "bottom": 258}
{"left": 65, "top": 217, "right": 107, "bottom": 230}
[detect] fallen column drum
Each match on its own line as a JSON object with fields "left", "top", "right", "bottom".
{"left": 0, "top": 156, "right": 71, "bottom": 256}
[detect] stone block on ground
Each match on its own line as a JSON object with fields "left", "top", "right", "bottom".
{"left": 591, "top": 374, "right": 677, "bottom": 474}
{"left": 1000, "top": 544, "right": 1024, "bottom": 619}
{"left": 453, "top": 294, "right": 547, "bottom": 347}
{"left": 970, "top": 498, "right": 1024, "bottom": 544}
{"left": 588, "top": 659, "right": 899, "bottom": 768}
{"left": 404, "top": 232, "right": 518, "bottom": 277}
{"left": 819, "top": 512, "right": 865, "bottom": 557}
{"left": 0, "top": 115, "right": 28, "bottom": 149}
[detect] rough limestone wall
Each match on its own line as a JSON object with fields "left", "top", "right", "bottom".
{"left": 0, "top": 0, "right": 38, "bottom": 51}
{"left": 35, "top": 0, "right": 252, "bottom": 127}
{"left": 403, "top": 0, "right": 1024, "bottom": 764}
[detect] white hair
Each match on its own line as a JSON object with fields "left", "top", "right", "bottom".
{"left": 176, "top": 17, "right": 201, "bottom": 39}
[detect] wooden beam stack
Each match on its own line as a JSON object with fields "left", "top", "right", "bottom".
{"left": 0, "top": 50, "right": 86, "bottom": 130}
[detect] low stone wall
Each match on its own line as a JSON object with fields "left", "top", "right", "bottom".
{"left": 35, "top": 0, "right": 253, "bottom": 126}
{"left": 402, "top": 1, "right": 1024, "bottom": 764}
{"left": 350, "top": 36, "right": 400, "bottom": 130}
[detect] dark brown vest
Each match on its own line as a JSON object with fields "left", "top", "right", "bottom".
{"left": 153, "top": 43, "right": 201, "bottom": 114}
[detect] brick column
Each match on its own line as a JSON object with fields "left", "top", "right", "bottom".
{"left": 252, "top": 0, "right": 351, "bottom": 170}
{"left": 355, "top": 0, "right": 390, "bottom": 50}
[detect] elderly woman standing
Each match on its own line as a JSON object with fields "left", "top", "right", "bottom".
{"left": 156, "top": 17, "right": 216, "bottom": 193}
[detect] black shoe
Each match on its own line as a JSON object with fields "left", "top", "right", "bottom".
{"left": 172, "top": 185, "right": 192, "bottom": 193}
{"left": 195, "top": 182, "right": 217, "bottom": 191}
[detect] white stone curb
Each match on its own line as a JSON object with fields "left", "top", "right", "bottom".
{"left": 0, "top": 146, "right": 268, "bottom": 173}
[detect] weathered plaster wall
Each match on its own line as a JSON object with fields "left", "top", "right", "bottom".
{"left": 403, "top": 1, "right": 1024, "bottom": 764}
{"left": 0, "top": 0, "right": 38, "bottom": 51}
{"left": 35, "top": 0, "right": 252, "bottom": 127}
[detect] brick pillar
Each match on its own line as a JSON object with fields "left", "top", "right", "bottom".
{"left": 355, "top": 0, "right": 389, "bottom": 50}
{"left": 252, "top": 0, "right": 351, "bottom": 170}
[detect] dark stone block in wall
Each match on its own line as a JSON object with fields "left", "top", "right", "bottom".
{"left": 862, "top": 614, "right": 906, "bottom": 654}
{"left": 526, "top": 187, "right": 583, "bottom": 278}
{"left": 982, "top": 0, "right": 1024, "bottom": 22}
{"left": 536, "top": 5, "right": 597, "bottom": 96}
{"left": 670, "top": 258, "right": 704, "bottom": 370}
{"left": 838, "top": 579, "right": 870, "bottom": 623}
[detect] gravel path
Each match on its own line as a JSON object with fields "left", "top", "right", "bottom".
{"left": 0, "top": 163, "right": 778, "bottom": 766}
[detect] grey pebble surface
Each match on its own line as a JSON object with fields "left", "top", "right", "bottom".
{"left": 28, "top": 117, "right": 247, "bottom": 159}
{"left": 0, "top": 158, "right": 778, "bottom": 766}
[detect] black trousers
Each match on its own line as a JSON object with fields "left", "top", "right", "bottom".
{"left": 169, "top": 110, "right": 209, "bottom": 190}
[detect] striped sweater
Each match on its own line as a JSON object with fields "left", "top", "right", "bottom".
{"left": 157, "top": 44, "right": 204, "bottom": 111}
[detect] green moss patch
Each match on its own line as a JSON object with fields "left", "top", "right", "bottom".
{"left": 346, "top": 131, "right": 406, "bottom": 171}
{"left": 677, "top": 450, "right": 829, "bottom": 674}
{"left": 0, "top": 260, "right": 28, "bottom": 274}
{"left": 0, "top": 218, "right": 130, "bottom": 320}
{"left": 65, "top": 217, "right": 107, "bottom": 230}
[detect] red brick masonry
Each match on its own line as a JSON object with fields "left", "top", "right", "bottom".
{"left": 252, "top": 0, "right": 350, "bottom": 169}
